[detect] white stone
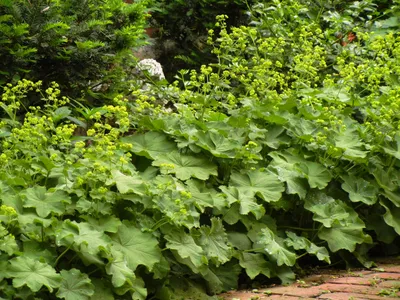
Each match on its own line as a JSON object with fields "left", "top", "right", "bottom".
{"left": 137, "top": 58, "right": 165, "bottom": 80}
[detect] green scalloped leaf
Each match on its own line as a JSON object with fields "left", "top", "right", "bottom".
{"left": 381, "top": 200, "right": 400, "bottom": 235}
{"left": 341, "top": 176, "right": 378, "bottom": 205}
{"left": 318, "top": 222, "right": 372, "bottom": 252}
{"left": 7, "top": 256, "right": 61, "bottom": 293}
{"left": 268, "top": 151, "right": 307, "bottom": 198}
{"left": 106, "top": 254, "right": 136, "bottom": 288}
{"left": 90, "top": 279, "right": 114, "bottom": 300}
{"left": 229, "top": 170, "right": 284, "bottom": 202}
{"left": 204, "top": 261, "right": 241, "bottom": 294}
{"left": 285, "top": 232, "right": 330, "bottom": 263}
{"left": 334, "top": 129, "right": 367, "bottom": 159}
{"left": 249, "top": 226, "right": 296, "bottom": 267}
{"left": 112, "top": 170, "right": 147, "bottom": 196}
{"left": 192, "top": 218, "right": 232, "bottom": 266}
{"left": 304, "top": 191, "right": 349, "bottom": 227}
{"left": 239, "top": 253, "right": 273, "bottom": 279}
{"left": 195, "top": 130, "right": 241, "bottom": 158}
{"left": 22, "top": 186, "right": 71, "bottom": 218}
{"left": 57, "top": 220, "right": 111, "bottom": 255}
{"left": 165, "top": 228, "right": 207, "bottom": 268}
{"left": 257, "top": 228, "right": 296, "bottom": 266}
{"left": 110, "top": 221, "right": 162, "bottom": 272}
{"left": 0, "top": 225, "right": 18, "bottom": 255}
{"left": 298, "top": 161, "right": 331, "bottom": 190}
{"left": 220, "top": 186, "right": 265, "bottom": 219}
{"left": 305, "top": 191, "right": 371, "bottom": 252}
{"left": 121, "top": 132, "right": 177, "bottom": 159}
{"left": 186, "top": 179, "right": 227, "bottom": 211}
{"left": 153, "top": 151, "right": 217, "bottom": 181}
{"left": 57, "top": 269, "right": 94, "bottom": 300}
{"left": 381, "top": 134, "right": 400, "bottom": 160}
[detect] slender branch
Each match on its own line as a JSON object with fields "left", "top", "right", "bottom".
{"left": 54, "top": 242, "right": 74, "bottom": 268}
{"left": 278, "top": 226, "right": 318, "bottom": 231}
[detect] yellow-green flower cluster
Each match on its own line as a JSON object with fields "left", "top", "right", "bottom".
{"left": 159, "top": 163, "right": 175, "bottom": 174}
{"left": 1, "top": 80, "right": 42, "bottom": 117}
{"left": 0, "top": 150, "right": 7, "bottom": 161}
{"left": 179, "top": 191, "right": 192, "bottom": 199}
{"left": 0, "top": 205, "right": 17, "bottom": 217}
{"left": 67, "top": 102, "right": 136, "bottom": 173}
{"left": 131, "top": 90, "right": 164, "bottom": 115}
{"left": 51, "top": 124, "right": 77, "bottom": 146}
{"left": 103, "top": 103, "right": 130, "bottom": 131}
{"left": 290, "top": 26, "right": 327, "bottom": 88}
{"left": 44, "top": 82, "right": 69, "bottom": 108}
{"left": 8, "top": 113, "right": 54, "bottom": 153}
{"left": 332, "top": 32, "right": 400, "bottom": 142}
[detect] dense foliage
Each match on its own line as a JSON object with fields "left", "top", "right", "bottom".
{"left": 1, "top": 0, "right": 400, "bottom": 299}
{"left": 148, "top": 0, "right": 253, "bottom": 78}
{"left": 0, "top": 0, "right": 148, "bottom": 99}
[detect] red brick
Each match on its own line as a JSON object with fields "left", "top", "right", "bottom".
{"left": 314, "top": 283, "right": 382, "bottom": 294}
{"left": 220, "top": 292, "right": 313, "bottom": 300}
{"left": 219, "top": 262, "right": 400, "bottom": 300}
{"left": 260, "top": 285, "right": 322, "bottom": 297}
{"left": 265, "top": 296, "right": 312, "bottom": 299}
{"left": 377, "top": 279, "right": 400, "bottom": 289}
{"left": 325, "top": 276, "right": 378, "bottom": 285}
{"left": 221, "top": 291, "right": 265, "bottom": 300}
{"left": 318, "top": 292, "right": 400, "bottom": 299}
{"left": 258, "top": 282, "right": 386, "bottom": 298}
{"left": 262, "top": 284, "right": 359, "bottom": 297}
{"left": 366, "top": 272, "right": 400, "bottom": 280}
{"left": 220, "top": 291, "right": 268, "bottom": 300}
{"left": 303, "top": 274, "right": 336, "bottom": 284}
{"left": 372, "top": 265, "right": 400, "bottom": 273}
{"left": 344, "top": 270, "right": 376, "bottom": 277}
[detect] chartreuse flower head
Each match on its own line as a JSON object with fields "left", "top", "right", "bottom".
{"left": 0, "top": 205, "right": 17, "bottom": 217}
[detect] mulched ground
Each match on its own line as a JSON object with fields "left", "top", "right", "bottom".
{"left": 220, "top": 259, "right": 400, "bottom": 300}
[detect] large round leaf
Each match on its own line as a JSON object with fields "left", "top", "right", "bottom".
{"left": 153, "top": 151, "right": 217, "bottom": 181}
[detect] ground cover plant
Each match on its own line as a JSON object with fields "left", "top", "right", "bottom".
{"left": 1, "top": 0, "right": 400, "bottom": 299}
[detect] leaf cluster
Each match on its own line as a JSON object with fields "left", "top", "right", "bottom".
{"left": 2, "top": 0, "right": 400, "bottom": 299}
{"left": 0, "top": 0, "right": 149, "bottom": 100}
{"left": 147, "top": 0, "right": 254, "bottom": 78}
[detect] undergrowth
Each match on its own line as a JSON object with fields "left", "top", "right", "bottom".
{"left": 1, "top": 0, "right": 400, "bottom": 299}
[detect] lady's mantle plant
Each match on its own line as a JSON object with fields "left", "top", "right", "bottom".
{"left": 127, "top": 0, "right": 400, "bottom": 294}
{"left": 2, "top": 0, "right": 400, "bottom": 299}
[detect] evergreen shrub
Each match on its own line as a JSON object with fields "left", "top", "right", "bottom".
{"left": 0, "top": 0, "right": 149, "bottom": 100}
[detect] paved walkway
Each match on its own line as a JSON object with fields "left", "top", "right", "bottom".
{"left": 220, "top": 262, "right": 400, "bottom": 300}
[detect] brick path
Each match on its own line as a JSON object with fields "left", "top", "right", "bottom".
{"left": 220, "top": 263, "right": 400, "bottom": 300}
